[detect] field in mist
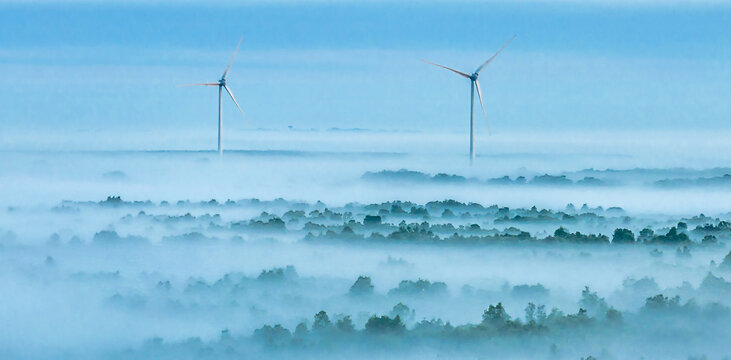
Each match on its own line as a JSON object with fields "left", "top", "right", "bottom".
{"left": 1, "top": 130, "right": 730, "bottom": 359}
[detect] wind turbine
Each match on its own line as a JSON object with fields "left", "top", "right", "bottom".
{"left": 179, "top": 35, "right": 248, "bottom": 155}
{"left": 422, "top": 35, "right": 515, "bottom": 163}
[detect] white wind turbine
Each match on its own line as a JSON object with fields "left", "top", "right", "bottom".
{"left": 180, "top": 35, "right": 248, "bottom": 155}
{"left": 422, "top": 35, "right": 515, "bottom": 162}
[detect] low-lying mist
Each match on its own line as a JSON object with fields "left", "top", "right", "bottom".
{"left": 2, "top": 130, "right": 731, "bottom": 215}
{"left": 1, "top": 194, "right": 730, "bottom": 359}
{"left": 0, "top": 131, "right": 729, "bottom": 359}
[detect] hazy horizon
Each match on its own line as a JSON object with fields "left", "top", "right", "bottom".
{"left": 1, "top": 1, "right": 730, "bottom": 139}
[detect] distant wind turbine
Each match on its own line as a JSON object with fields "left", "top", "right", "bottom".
{"left": 422, "top": 35, "right": 515, "bottom": 162}
{"left": 179, "top": 35, "right": 249, "bottom": 155}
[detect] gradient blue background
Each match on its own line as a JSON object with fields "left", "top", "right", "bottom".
{"left": 1, "top": 1, "right": 729, "bottom": 142}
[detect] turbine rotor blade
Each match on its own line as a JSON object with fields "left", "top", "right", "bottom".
{"left": 475, "top": 35, "right": 516, "bottom": 74}
{"left": 221, "top": 34, "right": 244, "bottom": 80}
{"left": 178, "top": 83, "right": 219, "bottom": 87}
{"left": 224, "top": 85, "right": 251, "bottom": 125}
{"left": 421, "top": 60, "right": 471, "bottom": 78}
{"left": 475, "top": 80, "right": 491, "bottom": 133}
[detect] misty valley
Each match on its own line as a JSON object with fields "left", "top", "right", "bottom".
{"left": 2, "top": 194, "right": 730, "bottom": 359}
{"left": 1, "top": 130, "right": 730, "bottom": 360}
{"left": 3, "top": 0, "right": 731, "bottom": 358}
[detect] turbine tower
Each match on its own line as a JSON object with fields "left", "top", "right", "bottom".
{"left": 180, "top": 35, "right": 248, "bottom": 155}
{"left": 422, "top": 36, "right": 515, "bottom": 163}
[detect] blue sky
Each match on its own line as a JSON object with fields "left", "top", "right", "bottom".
{"left": 0, "top": 1, "right": 729, "bottom": 139}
